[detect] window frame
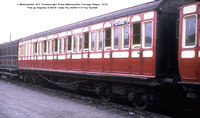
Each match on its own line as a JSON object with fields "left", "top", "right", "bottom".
{"left": 122, "top": 24, "right": 130, "bottom": 50}
{"left": 41, "top": 42, "right": 44, "bottom": 55}
{"left": 72, "top": 35, "right": 77, "bottom": 53}
{"left": 67, "top": 35, "right": 72, "bottom": 53}
{"left": 104, "top": 28, "right": 111, "bottom": 50}
{"left": 90, "top": 32, "right": 96, "bottom": 52}
{"left": 142, "top": 20, "right": 153, "bottom": 49}
{"left": 84, "top": 32, "right": 89, "bottom": 52}
{"left": 50, "top": 40, "right": 53, "bottom": 55}
{"left": 63, "top": 38, "right": 67, "bottom": 54}
{"left": 97, "top": 30, "right": 103, "bottom": 51}
{"left": 46, "top": 40, "right": 50, "bottom": 54}
{"left": 112, "top": 26, "right": 120, "bottom": 50}
{"left": 37, "top": 42, "right": 41, "bottom": 55}
{"left": 58, "top": 38, "right": 62, "bottom": 54}
{"left": 132, "top": 22, "right": 141, "bottom": 49}
{"left": 54, "top": 38, "right": 58, "bottom": 54}
{"left": 78, "top": 34, "right": 83, "bottom": 52}
{"left": 43, "top": 40, "right": 47, "bottom": 53}
{"left": 182, "top": 14, "right": 197, "bottom": 48}
{"left": 20, "top": 45, "right": 25, "bottom": 56}
{"left": 33, "top": 42, "right": 37, "bottom": 55}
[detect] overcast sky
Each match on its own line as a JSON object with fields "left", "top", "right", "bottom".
{"left": 0, "top": 0, "right": 153, "bottom": 44}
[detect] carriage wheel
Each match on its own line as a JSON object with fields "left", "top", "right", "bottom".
{"left": 101, "top": 88, "right": 112, "bottom": 102}
{"left": 133, "top": 93, "right": 149, "bottom": 110}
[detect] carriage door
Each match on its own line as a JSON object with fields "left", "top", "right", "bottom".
{"left": 131, "top": 22, "right": 142, "bottom": 75}
{"left": 141, "top": 21, "right": 154, "bottom": 76}
{"left": 180, "top": 14, "right": 198, "bottom": 81}
{"left": 198, "top": 5, "right": 200, "bottom": 81}
{"left": 131, "top": 16, "right": 155, "bottom": 76}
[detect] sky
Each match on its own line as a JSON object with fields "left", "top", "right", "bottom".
{"left": 0, "top": 0, "right": 153, "bottom": 44}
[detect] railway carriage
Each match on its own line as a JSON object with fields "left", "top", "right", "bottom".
{"left": 17, "top": 0, "right": 180, "bottom": 109}
{"left": 178, "top": 1, "right": 200, "bottom": 99}
{"left": 0, "top": 40, "right": 18, "bottom": 78}
{"left": 18, "top": 0, "right": 179, "bottom": 80}
{"left": 0, "top": 0, "right": 200, "bottom": 110}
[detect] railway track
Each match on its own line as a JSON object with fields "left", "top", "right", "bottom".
{"left": 1, "top": 77, "right": 171, "bottom": 118}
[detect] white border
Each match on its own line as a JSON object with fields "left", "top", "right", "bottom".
{"left": 143, "top": 50, "right": 153, "bottom": 57}
{"left": 131, "top": 16, "right": 141, "bottom": 22}
{"left": 181, "top": 50, "right": 195, "bottom": 58}
{"left": 97, "top": 30, "right": 103, "bottom": 51}
{"left": 90, "top": 32, "right": 95, "bottom": 52}
{"left": 112, "top": 27, "right": 120, "bottom": 50}
{"left": 144, "top": 12, "right": 154, "bottom": 20}
{"left": 91, "top": 23, "right": 103, "bottom": 31}
{"left": 104, "top": 22, "right": 111, "bottom": 28}
{"left": 182, "top": 14, "right": 197, "bottom": 48}
{"left": 132, "top": 51, "right": 140, "bottom": 58}
{"left": 112, "top": 52, "right": 129, "bottom": 58}
{"left": 183, "top": 4, "right": 196, "bottom": 14}
{"left": 90, "top": 53, "right": 102, "bottom": 59}
{"left": 122, "top": 25, "right": 130, "bottom": 50}
{"left": 142, "top": 20, "right": 153, "bottom": 49}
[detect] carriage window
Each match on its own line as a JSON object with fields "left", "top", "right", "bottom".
{"left": 144, "top": 21, "right": 152, "bottom": 48}
{"left": 123, "top": 26, "right": 130, "bottom": 49}
{"left": 98, "top": 31, "right": 103, "bottom": 50}
{"left": 79, "top": 35, "right": 82, "bottom": 52}
{"left": 47, "top": 40, "right": 50, "bottom": 54}
{"left": 20, "top": 46, "right": 24, "bottom": 56}
{"left": 84, "top": 32, "right": 89, "bottom": 51}
{"left": 38, "top": 42, "right": 41, "bottom": 55}
{"left": 68, "top": 36, "right": 71, "bottom": 52}
{"left": 132, "top": 23, "right": 141, "bottom": 48}
{"left": 91, "top": 32, "right": 95, "bottom": 51}
{"left": 44, "top": 41, "right": 47, "bottom": 53}
{"left": 64, "top": 38, "right": 66, "bottom": 53}
{"left": 54, "top": 38, "right": 58, "bottom": 53}
{"left": 184, "top": 15, "right": 196, "bottom": 47}
{"left": 113, "top": 27, "right": 119, "bottom": 49}
{"left": 51, "top": 40, "right": 54, "bottom": 54}
{"left": 105, "top": 28, "right": 111, "bottom": 50}
{"left": 41, "top": 42, "right": 43, "bottom": 54}
{"left": 59, "top": 39, "right": 62, "bottom": 53}
{"left": 73, "top": 36, "right": 76, "bottom": 52}
{"left": 34, "top": 42, "right": 37, "bottom": 54}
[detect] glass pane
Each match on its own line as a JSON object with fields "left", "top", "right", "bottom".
{"left": 34, "top": 43, "right": 37, "bottom": 54}
{"left": 185, "top": 16, "right": 196, "bottom": 46}
{"left": 73, "top": 36, "right": 76, "bottom": 52}
{"left": 144, "top": 22, "right": 152, "bottom": 47}
{"left": 47, "top": 41, "right": 50, "bottom": 54}
{"left": 55, "top": 38, "right": 58, "bottom": 52}
{"left": 133, "top": 23, "right": 141, "bottom": 46}
{"left": 114, "top": 28, "right": 119, "bottom": 49}
{"left": 105, "top": 28, "right": 111, "bottom": 48}
{"left": 98, "top": 31, "right": 103, "bottom": 50}
{"left": 91, "top": 32, "right": 95, "bottom": 51}
{"left": 38, "top": 43, "right": 40, "bottom": 54}
{"left": 44, "top": 41, "right": 47, "bottom": 52}
{"left": 124, "top": 26, "right": 130, "bottom": 48}
{"left": 41, "top": 42, "right": 43, "bottom": 54}
{"left": 79, "top": 35, "right": 82, "bottom": 52}
{"left": 64, "top": 38, "right": 66, "bottom": 53}
{"left": 68, "top": 36, "right": 71, "bottom": 51}
{"left": 51, "top": 40, "right": 53, "bottom": 54}
{"left": 59, "top": 39, "right": 61, "bottom": 53}
{"left": 84, "top": 32, "right": 89, "bottom": 49}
